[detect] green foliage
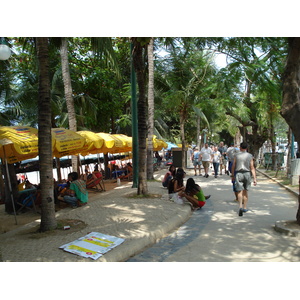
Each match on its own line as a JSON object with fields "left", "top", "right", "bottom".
{"left": 1, "top": 37, "right": 289, "bottom": 149}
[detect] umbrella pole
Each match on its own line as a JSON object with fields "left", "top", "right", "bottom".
{"left": 78, "top": 156, "right": 83, "bottom": 176}
{"left": 2, "top": 150, "right": 17, "bottom": 225}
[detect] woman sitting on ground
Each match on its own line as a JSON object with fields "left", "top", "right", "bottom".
{"left": 162, "top": 164, "right": 176, "bottom": 188}
{"left": 180, "top": 177, "right": 210, "bottom": 210}
{"left": 58, "top": 172, "right": 88, "bottom": 208}
{"left": 168, "top": 168, "right": 186, "bottom": 195}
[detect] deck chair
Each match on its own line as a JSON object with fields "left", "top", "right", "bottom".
{"left": 86, "top": 171, "right": 105, "bottom": 192}
{"left": 17, "top": 188, "right": 38, "bottom": 213}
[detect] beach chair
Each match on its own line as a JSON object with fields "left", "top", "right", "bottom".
{"left": 86, "top": 171, "right": 105, "bottom": 192}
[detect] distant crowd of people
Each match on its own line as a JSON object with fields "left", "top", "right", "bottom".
{"left": 162, "top": 141, "right": 257, "bottom": 216}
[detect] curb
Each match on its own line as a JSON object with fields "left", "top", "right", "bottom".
{"left": 258, "top": 169, "right": 300, "bottom": 237}
{"left": 97, "top": 205, "right": 192, "bottom": 262}
{"left": 257, "top": 169, "right": 299, "bottom": 197}
{"left": 274, "top": 220, "right": 300, "bottom": 237}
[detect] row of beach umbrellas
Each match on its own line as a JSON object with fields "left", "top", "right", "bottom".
{"left": 0, "top": 126, "right": 168, "bottom": 164}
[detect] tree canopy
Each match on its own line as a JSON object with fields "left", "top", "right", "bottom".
{"left": 0, "top": 37, "right": 292, "bottom": 158}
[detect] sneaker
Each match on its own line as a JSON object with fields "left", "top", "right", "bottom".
{"left": 238, "top": 208, "right": 243, "bottom": 216}
{"left": 242, "top": 208, "right": 249, "bottom": 213}
{"left": 206, "top": 174, "right": 209, "bottom": 178}
{"left": 205, "top": 195, "right": 211, "bottom": 200}
{"left": 199, "top": 174, "right": 203, "bottom": 176}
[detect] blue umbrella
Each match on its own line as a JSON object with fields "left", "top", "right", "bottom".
{"left": 165, "top": 142, "right": 179, "bottom": 150}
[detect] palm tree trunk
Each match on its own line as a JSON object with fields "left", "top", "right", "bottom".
{"left": 36, "top": 37, "right": 57, "bottom": 232}
{"left": 132, "top": 38, "right": 148, "bottom": 195}
{"left": 147, "top": 38, "right": 154, "bottom": 180}
{"left": 60, "top": 37, "right": 78, "bottom": 173}
{"left": 196, "top": 116, "right": 200, "bottom": 149}
{"left": 180, "top": 110, "right": 186, "bottom": 168}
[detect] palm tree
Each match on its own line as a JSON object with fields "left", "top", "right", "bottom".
{"left": 36, "top": 37, "right": 57, "bottom": 232}
{"left": 131, "top": 37, "right": 150, "bottom": 195}
{"left": 60, "top": 37, "right": 78, "bottom": 172}
{"left": 147, "top": 38, "right": 155, "bottom": 180}
{"left": 156, "top": 47, "right": 216, "bottom": 167}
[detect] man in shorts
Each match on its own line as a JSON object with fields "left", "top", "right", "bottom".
{"left": 200, "top": 143, "right": 213, "bottom": 178}
{"left": 231, "top": 142, "right": 257, "bottom": 216}
{"left": 191, "top": 147, "right": 202, "bottom": 176}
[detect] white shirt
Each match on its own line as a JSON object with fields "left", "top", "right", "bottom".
{"left": 200, "top": 147, "right": 213, "bottom": 161}
{"left": 212, "top": 150, "right": 221, "bottom": 163}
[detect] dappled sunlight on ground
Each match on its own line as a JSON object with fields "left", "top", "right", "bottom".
{"left": 129, "top": 170, "right": 300, "bottom": 262}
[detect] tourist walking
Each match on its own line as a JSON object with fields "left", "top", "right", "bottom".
{"left": 212, "top": 146, "right": 221, "bottom": 178}
{"left": 218, "top": 141, "right": 228, "bottom": 175}
{"left": 227, "top": 143, "right": 240, "bottom": 201}
{"left": 231, "top": 142, "right": 257, "bottom": 216}
{"left": 200, "top": 143, "right": 213, "bottom": 178}
{"left": 191, "top": 147, "right": 202, "bottom": 176}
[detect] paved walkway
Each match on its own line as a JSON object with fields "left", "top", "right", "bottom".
{"left": 128, "top": 171, "right": 300, "bottom": 262}
{"left": 0, "top": 168, "right": 299, "bottom": 262}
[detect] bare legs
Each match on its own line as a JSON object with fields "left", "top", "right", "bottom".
{"left": 237, "top": 190, "right": 248, "bottom": 216}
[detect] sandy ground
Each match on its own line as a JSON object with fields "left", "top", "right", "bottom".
{"left": 0, "top": 179, "right": 118, "bottom": 234}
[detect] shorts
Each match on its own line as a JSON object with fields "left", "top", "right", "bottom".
{"left": 193, "top": 159, "right": 202, "bottom": 166}
{"left": 197, "top": 201, "right": 206, "bottom": 208}
{"left": 202, "top": 161, "right": 210, "bottom": 169}
{"left": 234, "top": 172, "right": 251, "bottom": 192}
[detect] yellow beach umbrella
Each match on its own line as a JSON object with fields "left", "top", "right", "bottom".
{"left": 152, "top": 135, "right": 168, "bottom": 151}
{"left": 52, "top": 128, "right": 86, "bottom": 158}
{"left": 76, "top": 130, "right": 105, "bottom": 156}
{"left": 0, "top": 126, "right": 39, "bottom": 163}
{"left": 111, "top": 134, "right": 132, "bottom": 153}
{"left": 92, "top": 132, "right": 124, "bottom": 154}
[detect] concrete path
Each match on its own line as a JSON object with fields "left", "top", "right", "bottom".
{"left": 128, "top": 172, "right": 300, "bottom": 262}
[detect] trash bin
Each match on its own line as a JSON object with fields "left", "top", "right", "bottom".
{"left": 172, "top": 148, "right": 187, "bottom": 168}
{"left": 263, "top": 152, "right": 284, "bottom": 168}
